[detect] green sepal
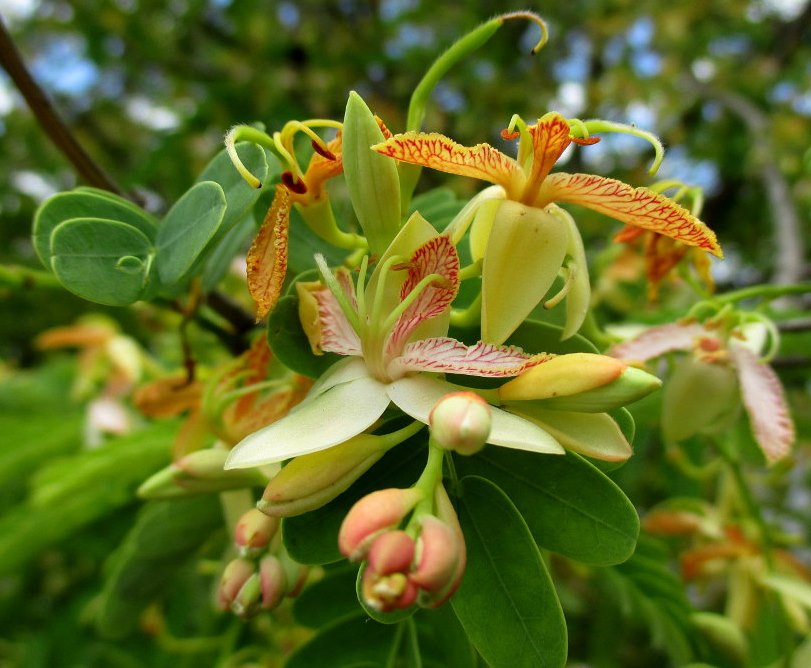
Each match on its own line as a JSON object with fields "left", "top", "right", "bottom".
{"left": 343, "top": 91, "right": 401, "bottom": 257}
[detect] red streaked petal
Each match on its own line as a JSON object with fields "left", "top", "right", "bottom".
{"left": 247, "top": 185, "right": 291, "bottom": 320}
{"left": 729, "top": 343, "right": 794, "bottom": 464}
{"left": 526, "top": 112, "right": 574, "bottom": 187}
{"left": 386, "top": 235, "right": 460, "bottom": 356}
{"left": 609, "top": 323, "right": 706, "bottom": 362}
{"left": 372, "top": 132, "right": 522, "bottom": 194}
{"left": 390, "top": 337, "right": 549, "bottom": 378}
{"left": 542, "top": 173, "right": 723, "bottom": 257}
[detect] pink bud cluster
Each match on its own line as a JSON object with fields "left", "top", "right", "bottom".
{"left": 217, "top": 508, "right": 308, "bottom": 619}
{"left": 338, "top": 485, "right": 466, "bottom": 612}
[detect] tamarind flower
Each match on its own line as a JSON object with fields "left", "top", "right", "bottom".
{"left": 373, "top": 112, "right": 722, "bottom": 343}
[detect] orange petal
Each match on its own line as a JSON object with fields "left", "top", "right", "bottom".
{"left": 133, "top": 376, "right": 203, "bottom": 418}
{"left": 526, "top": 112, "right": 573, "bottom": 188}
{"left": 372, "top": 132, "right": 522, "bottom": 195}
{"left": 542, "top": 173, "right": 723, "bottom": 257}
{"left": 247, "top": 185, "right": 291, "bottom": 321}
{"left": 613, "top": 224, "right": 645, "bottom": 244}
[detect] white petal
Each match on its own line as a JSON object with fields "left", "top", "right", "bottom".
{"left": 225, "top": 375, "right": 390, "bottom": 468}
{"left": 729, "top": 343, "right": 794, "bottom": 464}
{"left": 386, "top": 375, "right": 564, "bottom": 455}
{"left": 300, "top": 357, "right": 369, "bottom": 406}
{"left": 511, "top": 405, "right": 631, "bottom": 461}
{"left": 609, "top": 323, "right": 706, "bottom": 362}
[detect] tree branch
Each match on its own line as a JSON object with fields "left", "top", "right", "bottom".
{"left": 0, "top": 16, "right": 125, "bottom": 194}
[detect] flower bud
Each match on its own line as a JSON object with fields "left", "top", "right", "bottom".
{"left": 137, "top": 449, "right": 266, "bottom": 500}
{"left": 429, "top": 392, "right": 491, "bottom": 455}
{"left": 217, "top": 558, "right": 255, "bottom": 611}
{"left": 234, "top": 508, "right": 280, "bottom": 554}
{"left": 231, "top": 572, "right": 262, "bottom": 619}
{"left": 367, "top": 530, "right": 415, "bottom": 576}
{"left": 410, "top": 516, "right": 460, "bottom": 592}
{"left": 361, "top": 567, "right": 418, "bottom": 613}
{"left": 419, "top": 485, "right": 467, "bottom": 607}
{"left": 257, "top": 433, "right": 390, "bottom": 517}
{"left": 339, "top": 488, "right": 423, "bottom": 561}
{"left": 258, "top": 555, "right": 288, "bottom": 611}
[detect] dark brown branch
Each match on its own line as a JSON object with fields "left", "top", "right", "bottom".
{"left": 0, "top": 16, "right": 125, "bottom": 194}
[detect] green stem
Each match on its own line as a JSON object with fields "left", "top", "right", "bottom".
{"left": 715, "top": 437, "right": 775, "bottom": 569}
{"left": 579, "top": 311, "right": 616, "bottom": 350}
{"left": 297, "top": 198, "right": 367, "bottom": 251}
{"left": 0, "top": 264, "right": 63, "bottom": 290}
{"left": 715, "top": 282, "right": 811, "bottom": 305}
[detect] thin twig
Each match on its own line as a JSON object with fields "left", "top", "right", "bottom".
{"left": 0, "top": 16, "right": 125, "bottom": 194}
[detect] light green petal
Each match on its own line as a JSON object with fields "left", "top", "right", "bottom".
{"left": 302, "top": 357, "right": 369, "bottom": 406}
{"left": 386, "top": 375, "right": 563, "bottom": 455}
{"left": 468, "top": 195, "right": 503, "bottom": 260}
{"left": 225, "top": 375, "right": 390, "bottom": 469}
{"left": 510, "top": 405, "right": 632, "bottom": 461}
{"left": 481, "top": 200, "right": 568, "bottom": 344}
{"left": 445, "top": 184, "right": 504, "bottom": 245}
{"left": 550, "top": 205, "right": 591, "bottom": 340}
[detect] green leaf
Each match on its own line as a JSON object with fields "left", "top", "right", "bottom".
{"left": 285, "top": 615, "right": 399, "bottom": 668}
{"left": 455, "top": 447, "right": 638, "bottom": 565}
{"left": 200, "top": 212, "right": 255, "bottom": 292}
{"left": 33, "top": 189, "right": 156, "bottom": 268}
{"left": 507, "top": 318, "right": 599, "bottom": 355}
{"left": 283, "top": 434, "right": 427, "bottom": 565}
{"left": 0, "top": 422, "right": 175, "bottom": 576}
{"left": 155, "top": 180, "right": 226, "bottom": 286}
{"left": 451, "top": 476, "right": 567, "bottom": 668}
{"left": 408, "top": 187, "right": 465, "bottom": 231}
{"left": 195, "top": 141, "right": 269, "bottom": 235}
{"left": 415, "top": 606, "right": 478, "bottom": 668}
{"left": 293, "top": 565, "right": 361, "bottom": 627}
{"left": 95, "top": 496, "right": 223, "bottom": 639}
{"left": 50, "top": 217, "right": 154, "bottom": 306}
{"left": 267, "top": 294, "right": 341, "bottom": 379}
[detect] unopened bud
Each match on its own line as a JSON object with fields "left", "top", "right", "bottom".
{"left": 367, "top": 531, "right": 415, "bottom": 576}
{"left": 258, "top": 433, "right": 390, "bottom": 517}
{"left": 217, "top": 558, "right": 255, "bottom": 611}
{"left": 691, "top": 612, "right": 749, "bottom": 666}
{"left": 137, "top": 449, "right": 266, "bottom": 500}
{"left": 339, "top": 488, "right": 423, "bottom": 561}
{"left": 429, "top": 392, "right": 491, "bottom": 455}
{"left": 258, "top": 555, "right": 288, "bottom": 611}
{"left": 410, "top": 516, "right": 461, "bottom": 592}
{"left": 231, "top": 572, "right": 262, "bottom": 619}
{"left": 235, "top": 508, "right": 280, "bottom": 554}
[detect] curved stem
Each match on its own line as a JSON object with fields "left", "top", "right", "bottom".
{"left": 715, "top": 282, "right": 811, "bottom": 305}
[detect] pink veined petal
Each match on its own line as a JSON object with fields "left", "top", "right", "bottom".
{"left": 312, "top": 284, "right": 362, "bottom": 356}
{"left": 729, "top": 343, "right": 794, "bottom": 464}
{"left": 385, "top": 235, "right": 460, "bottom": 358}
{"left": 540, "top": 172, "right": 723, "bottom": 257}
{"left": 389, "top": 337, "right": 549, "bottom": 378}
{"left": 609, "top": 323, "right": 707, "bottom": 362}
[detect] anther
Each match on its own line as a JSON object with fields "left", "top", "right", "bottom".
{"left": 281, "top": 171, "right": 308, "bottom": 194}
{"left": 311, "top": 140, "right": 337, "bottom": 161}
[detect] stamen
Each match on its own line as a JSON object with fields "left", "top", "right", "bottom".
{"left": 500, "top": 128, "right": 520, "bottom": 141}
{"left": 355, "top": 255, "right": 370, "bottom": 320}
{"left": 382, "top": 272, "right": 447, "bottom": 333}
{"left": 314, "top": 254, "right": 360, "bottom": 332}
{"left": 543, "top": 264, "right": 576, "bottom": 310}
{"left": 579, "top": 119, "right": 665, "bottom": 175}
{"left": 370, "top": 254, "right": 406, "bottom": 326}
{"left": 311, "top": 139, "right": 337, "bottom": 161}
{"left": 224, "top": 125, "right": 279, "bottom": 189}
{"left": 281, "top": 171, "right": 308, "bottom": 194}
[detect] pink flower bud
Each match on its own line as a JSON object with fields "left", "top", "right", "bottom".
{"left": 367, "top": 530, "right": 415, "bottom": 576}
{"left": 361, "top": 567, "right": 418, "bottom": 613}
{"left": 217, "top": 558, "right": 255, "bottom": 611}
{"left": 234, "top": 508, "right": 280, "bottom": 553}
{"left": 339, "top": 488, "right": 423, "bottom": 561}
{"left": 420, "top": 485, "right": 467, "bottom": 607}
{"left": 429, "top": 392, "right": 491, "bottom": 455}
{"left": 258, "top": 555, "right": 288, "bottom": 611}
{"left": 409, "top": 516, "right": 461, "bottom": 592}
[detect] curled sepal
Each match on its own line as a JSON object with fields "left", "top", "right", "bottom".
{"left": 343, "top": 92, "right": 401, "bottom": 256}
{"left": 729, "top": 343, "right": 794, "bottom": 464}
{"left": 247, "top": 185, "right": 291, "bottom": 320}
{"left": 481, "top": 200, "right": 569, "bottom": 344}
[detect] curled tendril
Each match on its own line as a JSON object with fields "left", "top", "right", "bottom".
{"left": 649, "top": 180, "right": 706, "bottom": 216}
{"left": 739, "top": 312, "right": 782, "bottom": 363}
{"left": 569, "top": 118, "right": 665, "bottom": 176}
{"left": 497, "top": 11, "right": 549, "bottom": 54}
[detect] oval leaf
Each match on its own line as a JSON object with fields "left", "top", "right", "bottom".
{"left": 455, "top": 447, "right": 638, "bottom": 565}
{"left": 50, "top": 217, "right": 154, "bottom": 306}
{"left": 33, "top": 190, "right": 157, "bottom": 268}
{"left": 155, "top": 180, "right": 226, "bottom": 285}
{"left": 452, "top": 476, "right": 567, "bottom": 668}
